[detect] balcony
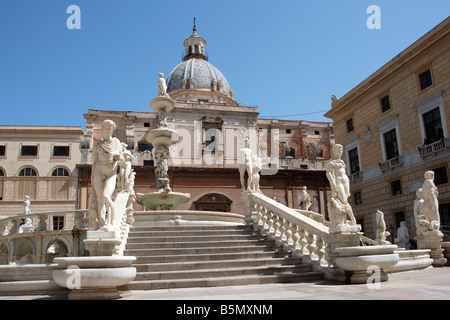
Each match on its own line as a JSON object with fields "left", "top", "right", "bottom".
{"left": 379, "top": 156, "right": 403, "bottom": 172}
{"left": 418, "top": 139, "right": 448, "bottom": 158}
{"left": 349, "top": 171, "right": 362, "bottom": 183}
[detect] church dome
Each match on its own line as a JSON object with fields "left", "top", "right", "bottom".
{"left": 166, "top": 59, "right": 232, "bottom": 96}
{"left": 165, "top": 21, "right": 235, "bottom": 101}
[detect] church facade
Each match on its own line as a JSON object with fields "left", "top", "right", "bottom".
{"left": 76, "top": 26, "right": 334, "bottom": 216}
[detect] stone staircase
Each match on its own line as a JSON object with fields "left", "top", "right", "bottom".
{"left": 120, "top": 222, "right": 324, "bottom": 291}
{"left": 0, "top": 264, "right": 68, "bottom": 296}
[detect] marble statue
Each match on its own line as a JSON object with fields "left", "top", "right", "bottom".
{"left": 154, "top": 145, "right": 172, "bottom": 194}
{"left": 325, "top": 144, "right": 358, "bottom": 232}
{"left": 421, "top": 171, "right": 440, "bottom": 230}
{"left": 375, "top": 210, "right": 389, "bottom": 244}
{"left": 239, "top": 137, "right": 253, "bottom": 192}
{"left": 396, "top": 221, "right": 410, "bottom": 249}
{"left": 157, "top": 73, "right": 169, "bottom": 97}
{"left": 22, "top": 196, "right": 31, "bottom": 215}
{"left": 250, "top": 154, "right": 262, "bottom": 193}
{"left": 20, "top": 217, "right": 34, "bottom": 233}
{"left": 414, "top": 188, "right": 427, "bottom": 237}
{"left": 331, "top": 95, "right": 338, "bottom": 107}
{"left": 118, "top": 143, "right": 135, "bottom": 192}
{"left": 90, "top": 119, "right": 124, "bottom": 231}
{"left": 301, "top": 186, "right": 311, "bottom": 211}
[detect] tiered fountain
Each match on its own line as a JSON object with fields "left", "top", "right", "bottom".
{"left": 136, "top": 73, "right": 190, "bottom": 210}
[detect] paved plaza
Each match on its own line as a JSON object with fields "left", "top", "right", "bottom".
{"left": 1, "top": 266, "right": 449, "bottom": 300}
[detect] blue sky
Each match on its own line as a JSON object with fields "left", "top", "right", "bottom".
{"left": 0, "top": 1, "right": 448, "bottom": 129}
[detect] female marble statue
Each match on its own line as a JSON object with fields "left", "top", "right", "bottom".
{"left": 325, "top": 144, "right": 357, "bottom": 229}
{"left": 91, "top": 120, "right": 124, "bottom": 231}
{"left": 118, "top": 143, "right": 134, "bottom": 192}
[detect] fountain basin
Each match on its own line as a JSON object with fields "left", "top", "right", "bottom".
{"left": 52, "top": 256, "right": 136, "bottom": 300}
{"left": 150, "top": 96, "right": 175, "bottom": 114}
{"left": 334, "top": 245, "right": 399, "bottom": 284}
{"left": 145, "top": 127, "right": 180, "bottom": 147}
{"left": 137, "top": 191, "right": 190, "bottom": 211}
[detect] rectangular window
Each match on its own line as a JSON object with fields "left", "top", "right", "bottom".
{"left": 419, "top": 69, "right": 433, "bottom": 90}
{"left": 346, "top": 118, "right": 354, "bottom": 133}
{"left": 381, "top": 95, "right": 391, "bottom": 113}
{"left": 394, "top": 211, "right": 405, "bottom": 229}
{"left": 286, "top": 129, "right": 292, "bottom": 134}
{"left": 440, "top": 203, "right": 450, "bottom": 227}
{"left": 383, "top": 129, "right": 399, "bottom": 160}
{"left": 391, "top": 180, "right": 402, "bottom": 196}
{"left": 422, "top": 107, "right": 443, "bottom": 144}
{"left": 354, "top": 191, "right": 362, "bottom": 205}
{"left": 139, "top": 144, "right": 153, "bottom": 152}
{"left": 434, "top": 166, "right": 448, "bottom": 185}
{"left": 143, "top": 160, "right": 154, "bottom": 166}
{"left": 53, "top": 146, "right": 70, "bottom": 157}
{"left": 53, "top": 216, "right": 64, "bottom": 231}
{"left": 0, "top": 145, "right": 5, "bottom": 156}
{"left": 21, "top": 145, "right": 38, "bottom": 157}
{"left": 348, "top": 147, "right": 360, "bottom": 174}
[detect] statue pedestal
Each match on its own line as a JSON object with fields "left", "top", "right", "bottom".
{"left": 84, "top": 230, "right": 121, "bottom": 256}
{"left": 416, "top": 230, "right": 447, "bottom": 267}
{"left": 323, "top": 230, "right": 362, "bottom": 282}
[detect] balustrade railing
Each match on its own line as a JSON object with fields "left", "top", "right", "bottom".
{"left": 418, "top": 139, "right": 446, "bottom": 157}
{"left": 246, "top": 192, "right": 330, "bottom": 271}
{"left": 0, "top": 210, "right": 88, "bottom": 236}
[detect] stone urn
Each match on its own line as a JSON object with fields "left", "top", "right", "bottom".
{"left": 334, "top": 245, "right": 399, "bottom": 284}
{"left": 52, "top": 256, "right": 136, "bottom": 300}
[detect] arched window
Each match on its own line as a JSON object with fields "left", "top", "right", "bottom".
{"left": 0, "top": 169, "right": 4, "bottom": 201}
{"left": 19, "top": 167, "right": 37, "bottom": 176}
{"left": 49, "top": 167, "right": 70, "bottom": 200}
{"left": 52, "top": 168, "right": 69, "bottom": 177}
{"left": 16, "top": 167, "right": 38, "bottom": 200}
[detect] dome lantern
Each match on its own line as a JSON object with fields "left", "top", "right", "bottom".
{"left": 183, "top": 18, "right": 207, "bottom": 61}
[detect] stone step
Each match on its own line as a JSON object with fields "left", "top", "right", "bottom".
{"left": 130, "top": 224, "right": 251, "bottom": 232}
{"left": 134, "top": 264, "right": 313, "bottom": 281}
{"left": 125, "top": 239, "right": 274, "bottom": 249}
{"left": 126, "top": 233, "right": 264, "bottom": 243}
{"left": 121, "top": 272, "right": 324, "bottom": 291}
{"left": 0, "top": 280, "right": 68, "bottom": 295}
{"left": 133, "top": 257, "right": 303, "bottom": 272}
{"left": 128, "top": 229, "right": 255, "bottom": 238}
{"left": 125, "top": 244, "right": 283, "bottom": 257}
{"left": 130, "top": 250, "right": 291, "bottom": 264}
{"left": 0, "top": 264, "right": 57, "bottom": 282}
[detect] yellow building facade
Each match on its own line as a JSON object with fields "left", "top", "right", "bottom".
{"left": 325, "top": 17, "right": 450, "bottom": 242}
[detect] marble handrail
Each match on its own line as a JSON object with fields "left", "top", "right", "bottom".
{"left": 246, "top": 192, "right": 330, "bottom": 268}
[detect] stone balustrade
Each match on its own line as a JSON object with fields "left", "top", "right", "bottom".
{"left": 243, "top": 192, "right": 331, "bottom": 275}
{"left": 0, "top": 210, "right": 88, "bottom": 236}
